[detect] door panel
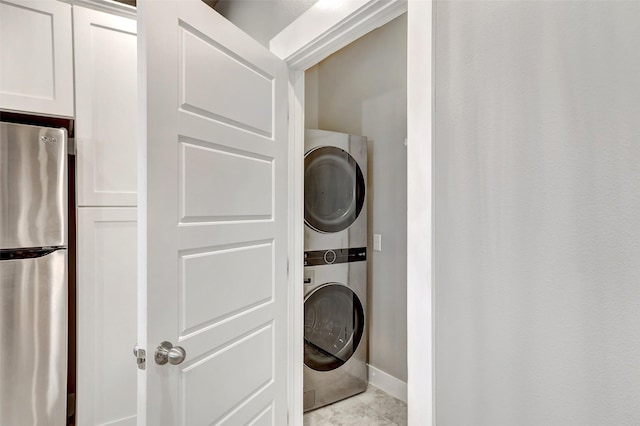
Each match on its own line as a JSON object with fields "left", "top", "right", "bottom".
{"left": 0, "top": 0, "right": 73, "bottom": 116}
{"left": 76, "top": 208, "right": 137, "bottom": 426}
{"left": 137, "top": 1, "right": 288, "bottom": 424}
{"left": 180, "top": 243, "right": 273, "bottom": 334}
{"left": 180, "top": 142, "right": 273, "bottom": 220}
{"left": 182, "top": 324, "right": 273, "bottom": 424}
{"left": 179, "top": 24, "right": 273, "bottom": 135}
{"left": 74, "top": 6, "right": 137, "bottom": 207}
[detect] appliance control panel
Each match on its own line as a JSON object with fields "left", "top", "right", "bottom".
{"left": 303, "top": 247, "right": 367, "bottom": 266}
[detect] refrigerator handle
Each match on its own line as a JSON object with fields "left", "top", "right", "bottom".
{"left": 68, "top": 137, "right": 76, "bottom": 155}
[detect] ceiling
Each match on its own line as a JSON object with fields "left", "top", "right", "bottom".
{"left": 111, "top": 0, "right": 219, "bottom": 9}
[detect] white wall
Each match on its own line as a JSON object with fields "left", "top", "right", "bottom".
{"left": 307, "top": 14, "right": 408, "bottom": 383}
{"left": 434, "top": 1, "right": 640, "bottom": 425}
{"left": 215, "top": 0, "right": 318, "bottom": 47}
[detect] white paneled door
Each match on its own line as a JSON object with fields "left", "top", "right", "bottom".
{"left": 137, "top": 1, "right": 288, "bottom": 425}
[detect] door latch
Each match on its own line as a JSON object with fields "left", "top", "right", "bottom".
{"left": 133, "top": 345, "right": 146, "bottom": 370}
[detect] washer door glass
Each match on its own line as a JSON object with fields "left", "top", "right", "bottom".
{"left": 304, "top": 283, "right": 365, "bottom": 371}
{"left": 304, "top": 146, "right": 365, "bottom": 233}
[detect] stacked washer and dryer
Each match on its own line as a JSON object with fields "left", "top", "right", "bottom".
{"left": 303, "top": 129, "right": 369, "bottom": 412}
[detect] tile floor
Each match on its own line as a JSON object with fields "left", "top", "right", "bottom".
{"left": 303, "top": 385, "right": 407, "bottom": 426}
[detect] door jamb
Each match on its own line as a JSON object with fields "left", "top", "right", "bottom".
{"left": 270, "top": 1, "right": 434, "bottom": 424}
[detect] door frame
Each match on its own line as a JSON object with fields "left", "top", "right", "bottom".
{"left": 270, "top": 1, "right": 434, "bottom": 424}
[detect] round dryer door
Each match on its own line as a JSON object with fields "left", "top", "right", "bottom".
{"left": 304, "top": 283, "right": 365, "bottom": 371}
{"left": 304, "top": 146, "right": 365, "bottom": 233}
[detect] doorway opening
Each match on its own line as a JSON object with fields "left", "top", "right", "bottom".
{"left": 301, "top": 13, "right": 408, "bottom": 424}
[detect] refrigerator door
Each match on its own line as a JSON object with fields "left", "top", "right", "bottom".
{"left": 0, "top": 122, "right": 67, "bottom": 250}
{"left": 0, "top": 249, "right": 68, "bottom": 426}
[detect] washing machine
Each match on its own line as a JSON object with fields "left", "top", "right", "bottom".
{"left": 303, "top": 254, "right": 367, "bottom": 412}
{"left": 304, "top": 129, "right": 367, "bottom": 252}
{"left": 303, "top": 129, "right": 369, "bottom": 412}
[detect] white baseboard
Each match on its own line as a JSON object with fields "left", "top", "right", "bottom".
{"left": 367, "top": 364, "right": 407, "bottom": 403}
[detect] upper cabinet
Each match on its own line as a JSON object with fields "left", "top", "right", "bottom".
{"left": 74, "top": 6, "right": 137, "bottom": 206}
{"left": 0, "top": 0, "right": 74, "bottom": 117}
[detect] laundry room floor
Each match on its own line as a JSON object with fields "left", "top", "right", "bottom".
{"left": 303, "top": 385, "right": 407, "bottom": 426}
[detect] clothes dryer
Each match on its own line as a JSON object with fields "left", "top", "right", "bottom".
{"left": 304, "top": 129, "right": 367, "bottom": 252}
{"left": 302, "top": 249, "right": 367, "bottom": 412}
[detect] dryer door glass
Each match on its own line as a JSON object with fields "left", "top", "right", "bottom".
{"left": 304, "top": 283, "right": 365, "bottom": 371}
{"left": 304, "top": 146, "right": 365, "bottom": 233}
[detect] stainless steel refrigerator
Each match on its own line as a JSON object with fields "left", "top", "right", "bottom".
{"left": 0, "top": 122, "right": 68, "bottom": 425}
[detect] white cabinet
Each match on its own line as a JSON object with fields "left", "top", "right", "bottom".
{"left": 0, "top": 0, "right": 74, "bottom": 116}
{"left": 73, "top": 6, "right": 138, "bottom": 426}
{"left": 76, "top": 207, "right": 137, "bottom": 426}
{"left": 1, "top": 2, "right": 139, "bottom": 423}
{"left": 74, "top": 6, "right": 137, "bottom": 206}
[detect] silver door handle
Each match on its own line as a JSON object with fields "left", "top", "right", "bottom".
{"left": 155, "top": 341, "right": 186, "bottom": 365}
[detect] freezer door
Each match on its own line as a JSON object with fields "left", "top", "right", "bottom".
{"left": 0, "top": 122, "right": 67, "bottom": 250}
{"left": 0, "top": 249, "right": 68, "bottom": 426}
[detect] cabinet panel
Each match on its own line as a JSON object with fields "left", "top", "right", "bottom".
{"left": 74, "top": 6, "right": 137, "bottom": 206}
{"left": 0, "top": 0, "right": 73, "bottom": 116}
{"left": 76, "top": 207, "right": 137, "bottom": 426}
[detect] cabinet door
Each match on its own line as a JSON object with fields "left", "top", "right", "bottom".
{"left": 74, "top": 7, "right": 137, "bottom": 207}
{"left": 76, "top": 207, "right": 137, "bottom": 426}
{"left": 0, "top": 0, "right": 73, "bottom": 116}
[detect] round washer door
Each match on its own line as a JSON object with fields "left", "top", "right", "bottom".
{"left": 304, "top": 283, "right": 365, "bottom": 371}
{"left": 304, "top": 146, "right": 365, "bottom": 233}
